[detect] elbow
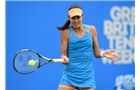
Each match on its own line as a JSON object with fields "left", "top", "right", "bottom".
{"left": 94, "top": 54, "right": 100, "bottom": 58}
{"left": 93, "top": 49, "right": 101, "bottom": 58}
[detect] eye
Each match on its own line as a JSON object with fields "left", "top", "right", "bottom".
{"left": 71, "top": 17, "right": 76, "bottom": 20}
{"left": 76, "top": 16, "right": 80, "bottom": 19}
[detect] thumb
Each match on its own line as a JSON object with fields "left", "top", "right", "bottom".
{"left": 109, "top": 50, "right": 115, "bottom": 52}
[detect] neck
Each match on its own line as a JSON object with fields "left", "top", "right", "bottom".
{"left": 72, "top": 24, "right": 84, "bottom": 32}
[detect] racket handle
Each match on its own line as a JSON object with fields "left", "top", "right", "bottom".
{"left": 53, "top": 59, "right": 64, "bottom": 62}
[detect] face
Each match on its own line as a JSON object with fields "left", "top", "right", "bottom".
{"left": 69, "top": 15, "right": 83, "bottom": 29}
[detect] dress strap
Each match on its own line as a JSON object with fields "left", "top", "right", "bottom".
{"left": 68, "top": 26, "right": 74, "bottom": 37}
{"left": 83, "top": 24, "right": 91, "bottom": 35}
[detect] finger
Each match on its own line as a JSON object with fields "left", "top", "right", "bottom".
{"left": 114, "top": 59, "right": 119, "bottom": 62}
{"left": 112, "top": 54, "right": 120, "bottom": 59}
{"left": 61, "top": 60, "right": 68, "bottom": 64}
{"left": 112, "top": 57, "right": 119, "bottom": 62}
{"left": 109, "top": 58, "right": 116, "bottom": 62}
{"left": 113, "top": 54, "right": 120, "bottom": 60}
{"left": 110, "top": 59, "right": 118, "bottom": 62}
{"left": 109, "top": 57, "right": 119, "bottom": 62}
{"left": 61, "top": 57, "right": 69, "bottom": 64}
{"left": 109, "top": 50, "right": 115, "bottom": 52}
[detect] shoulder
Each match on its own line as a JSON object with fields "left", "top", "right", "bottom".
{"left": 84, "top": 24, "right": 97, "bottom": 35}
{"left": 61, "top": 28, "right": 69, "bottom": 35}
{"left": 61, "top": 28, "right": 69, "bottom": 40}
{"left": 85, "top": 24, "right": 96, "bottom": 31}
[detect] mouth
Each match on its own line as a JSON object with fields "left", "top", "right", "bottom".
{"left": 74, "top": 22, "right": 80, "bottom": 26}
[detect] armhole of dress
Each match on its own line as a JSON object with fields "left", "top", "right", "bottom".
{"left": 68, "top": 26, "right": 73, "bottom": 38}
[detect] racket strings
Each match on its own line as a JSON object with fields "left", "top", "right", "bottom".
{"left": 14, "top": 50, "right": 40, "bottom": 74}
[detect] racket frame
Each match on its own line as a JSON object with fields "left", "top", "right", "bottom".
{"left": 13, "top": 49, "right": 62, "bottom": 74}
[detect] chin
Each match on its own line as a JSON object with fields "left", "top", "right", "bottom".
{"left": 75, "top": 27, "right": 80, "bottom": 29}
{"left": 73, "top": 25, "right": 80, "bottom": 29}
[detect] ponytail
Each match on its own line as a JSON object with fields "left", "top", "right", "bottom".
{"left": 57, "top": 19, "right": 70, "bottom": 30}
{"left": 57, "top": 4, "right": 82, "bottom": 30}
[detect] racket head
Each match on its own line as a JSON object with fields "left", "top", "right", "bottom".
{"left": 13, "top": 49, "right": 40, "bottom": 74}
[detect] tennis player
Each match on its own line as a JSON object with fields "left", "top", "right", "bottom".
{"left": 57, "top": 4, "right": 120, "bottom": 90}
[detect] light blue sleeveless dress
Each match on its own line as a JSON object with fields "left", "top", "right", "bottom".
{"left": 59, "top": 24, "right": 96, "bottom": 89}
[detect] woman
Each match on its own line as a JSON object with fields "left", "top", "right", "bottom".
{"left": 57, "top": 4, "right": 120, "bottom": 90}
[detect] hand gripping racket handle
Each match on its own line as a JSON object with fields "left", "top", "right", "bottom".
{"left": 52, "top": 59, "right": 64, "bottom": 62}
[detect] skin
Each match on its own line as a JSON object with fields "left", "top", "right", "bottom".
{"left": 58, "top": 10, "right": 120, "bottom": 90}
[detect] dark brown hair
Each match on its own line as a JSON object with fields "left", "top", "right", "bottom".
{"left": 57, "top": 4, "right": 82, "bottom": 30}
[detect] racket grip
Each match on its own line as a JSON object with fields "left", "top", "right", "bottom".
{"left": 53, "top": 59, "right": 64, "bottom": 62}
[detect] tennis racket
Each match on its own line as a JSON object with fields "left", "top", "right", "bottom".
{"left": 13, "top": 49, "right": 64, "bottom": 74}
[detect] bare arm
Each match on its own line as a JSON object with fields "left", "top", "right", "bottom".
{"left": 89, "top": 25, "right": 101, "bottom": 58}
{"left": 88, "top": 25, "right": 120, "bottom": 62}
{"left": 60, "top": 29, "right": 69, "bottom": 64}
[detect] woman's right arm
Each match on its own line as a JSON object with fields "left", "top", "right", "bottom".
{"left": 60, "top": 29, "right": 69, "bottom": 64}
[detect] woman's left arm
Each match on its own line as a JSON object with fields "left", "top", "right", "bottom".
{"left": 89, "top": 25, "right": 120, "bottom": 62}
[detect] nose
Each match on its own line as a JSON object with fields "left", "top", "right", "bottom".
{"left": 74, "top": 18, "right": 79, "bottom": 22}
